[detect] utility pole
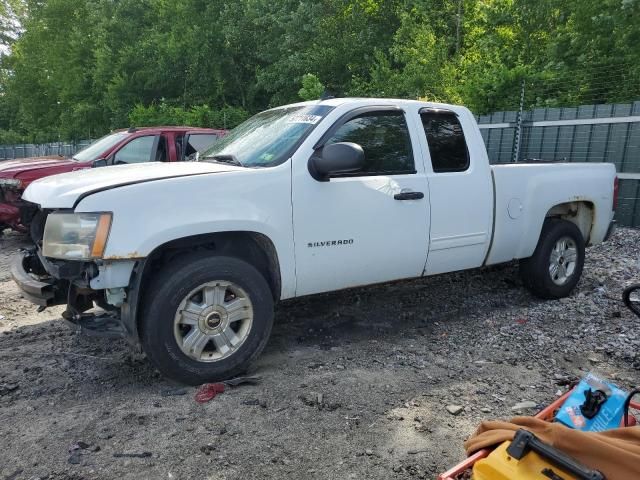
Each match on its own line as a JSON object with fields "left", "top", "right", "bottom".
{"left": 512, "top": 80, "right": 526, "bottom": 163}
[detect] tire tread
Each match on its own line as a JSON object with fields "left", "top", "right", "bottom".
{"left": 140, "top": 252, "right": 274, "bottom": 385}
{"left": 519, "top": 218, "right": 585, "bottom": 299}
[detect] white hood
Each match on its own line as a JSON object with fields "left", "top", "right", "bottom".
{"left": 23, "top": 161, "right": 242, "bottom": 209}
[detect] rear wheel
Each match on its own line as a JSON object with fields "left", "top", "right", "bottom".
{"left": 140, "top": 253, "right": 274, "bottom": 385}
{"left": 519, "top": 219, "right": 585, "bottom": 299}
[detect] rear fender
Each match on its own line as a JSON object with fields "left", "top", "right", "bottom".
{"left": 487, "top": 163, "right": 615, "bottom": 265}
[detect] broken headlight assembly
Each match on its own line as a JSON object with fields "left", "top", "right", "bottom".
{"left": 42, "top": 212, "right": 112, "bottom": 260}
{"left": 0, "top": 178, "right": 23, "bottom": 188}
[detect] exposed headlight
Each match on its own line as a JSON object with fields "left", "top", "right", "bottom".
{"left": 0, "top": 178, "right": 22, "bottom": 188}
{"left": 42, "top": 212, "right": 112, "bottom": 260}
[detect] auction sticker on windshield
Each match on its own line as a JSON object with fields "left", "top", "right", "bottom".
{"left": 286, "top": 114, "right": 322, "bottom": 124}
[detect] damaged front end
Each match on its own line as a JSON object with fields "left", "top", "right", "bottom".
{"left": 11, "top": 247, "right": 67, "bottom": 307}
{"left": 0, "top": 181, "right": 44, "bottom": 240}
{"left": 0, "top": 182, "right": 35, "bottom": 232}
{"left": 11, "top": 246, "right": 142, "bottom": 345}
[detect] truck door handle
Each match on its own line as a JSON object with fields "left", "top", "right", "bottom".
{"left": 394, "top": 191, "right": 424, "bottom": 201}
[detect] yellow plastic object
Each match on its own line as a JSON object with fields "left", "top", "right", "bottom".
{"left": 472, "top": 440, "right": 579, "bottom": 480}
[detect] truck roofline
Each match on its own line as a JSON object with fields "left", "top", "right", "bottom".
{"left": 111, "top": 126, "right": 226, "bottom": 133}
{"left": 275, "top": 97, "right": 472, "bottom": 112}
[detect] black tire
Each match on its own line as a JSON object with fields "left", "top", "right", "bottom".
{"left": 519, "top": 218, "right": 585, "bottom": 299}
{"left": 623, "top": 284, "right": 640, "bottom": 318}
{"left": 140, "top": 253, "right": 274, "bottom": 385}
{"left": 29, "top": 210, "right": 47, "bottom": 244}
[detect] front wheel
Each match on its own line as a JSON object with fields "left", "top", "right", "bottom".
{"left": 140, "top": 253, "right": 274, "bottom": 385}
{"left": 519, "top": 219, "right": 585, "bottom": 299}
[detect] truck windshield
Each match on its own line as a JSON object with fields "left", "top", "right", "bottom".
{"left": 72, "top": 132, "right": 129, "bottom": 162}
{"left": 200, "top": 104, "right": 333, "bottom": 167}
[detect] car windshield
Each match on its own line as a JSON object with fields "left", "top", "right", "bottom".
{"left": 72, "top": 132, "right": 129, "bottom": 162}
{"left": 200, "top": 104, "right": 333, "bottom": 167}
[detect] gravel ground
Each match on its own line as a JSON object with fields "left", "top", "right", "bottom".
{"left": 0, "top": 228, "right": 639, "bottom": 480}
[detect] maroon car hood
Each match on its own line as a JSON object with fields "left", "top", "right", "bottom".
{"left": 0, "top": 156, "right": 85, "bottom": 179}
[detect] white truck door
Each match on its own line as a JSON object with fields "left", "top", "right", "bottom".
{"left": 418, "top": 108, "right": 494, "bottom": 274}
{"left": 292, "top": 107, "right": 430, "bottom": 296}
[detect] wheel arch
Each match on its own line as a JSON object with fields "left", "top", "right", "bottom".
{"left": 140, "top": 231, "right": 282, "bottom": 302}
{"left": 511, "top": 199, "right": 597, "bottom": 262}
{"left": 124, "top": 231, "right": 281, "bottom": 343}
{"left": 544, "top": 200, "right": 595, "bottom": 245}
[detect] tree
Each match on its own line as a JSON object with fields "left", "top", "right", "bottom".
{"left": 0, "top": 0, "right": 25, "bottom": 52}
{"left": 0, "top": 0, "right": 639, "bottom": 142}
{"left": 298, "top": 74, "right": 325, "bottom": 100}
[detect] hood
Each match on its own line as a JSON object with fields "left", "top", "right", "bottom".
{"left": 23, "top": 161, "right": 243, "bottom": 209}
{"left": 0, "top": 156, "right": 78, "bottom": 178}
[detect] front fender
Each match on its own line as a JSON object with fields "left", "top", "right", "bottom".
{"left": 74, "top": 165, "right": 297, "bottom": 299}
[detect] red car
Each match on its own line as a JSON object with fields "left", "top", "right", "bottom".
{"left": 0, "top": 126, "right": 226, "bottom": 238}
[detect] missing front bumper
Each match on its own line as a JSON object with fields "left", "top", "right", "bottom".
{"left": 11, "top": 248, "right": 137, "bottom": 342}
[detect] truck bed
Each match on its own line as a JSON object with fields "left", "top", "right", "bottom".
{"left": 486, "top": 162, "right": 616, "bottom": 265}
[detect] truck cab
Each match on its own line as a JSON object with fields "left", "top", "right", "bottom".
{"left": 291, "top": 102, "right": 495, "bottom": 295}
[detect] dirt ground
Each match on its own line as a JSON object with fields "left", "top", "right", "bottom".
{"left": 1, "top": 228, "right": 639, "bottom": 480}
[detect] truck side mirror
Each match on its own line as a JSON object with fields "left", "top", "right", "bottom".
{"left": 308, "top": 142, "right": 364, "bottom": 181}
{"left": 92, "top": 159, "right": 108, "bottom": 168}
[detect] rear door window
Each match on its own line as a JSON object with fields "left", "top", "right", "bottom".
{"left": 420, "top": 110, "right": 470, "bottom": 173}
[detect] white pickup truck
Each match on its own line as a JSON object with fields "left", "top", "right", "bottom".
{"left": 12, "top": 98, "right": 617, "bottom": 384}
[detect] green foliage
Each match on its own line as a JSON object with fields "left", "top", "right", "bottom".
{"left": 129, "top": 103, "right": 249, "bottom": 129}
{"left": 0, "top": 128, "right": 23, "bottom": 144}
{"left": 0, "top": 0, "right": 25, "bottom": 48}
{"left": 129, "top": 103, "right": 188, "bottom": 128}
{"left": 348, "top": 9, "right": 457, "bottom": 102}
{"left": 298, "top": 74, "right": 325, "bottom": 100}
{"left": 1, "top": 0, "right": 639, "bottom": 141}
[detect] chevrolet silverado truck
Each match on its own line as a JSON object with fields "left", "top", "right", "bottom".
{"left": 12, "top": 98, "right": 617, "bottom": 384}
{"left": 0, "top": 126, "right": 226, "bottom": 239}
